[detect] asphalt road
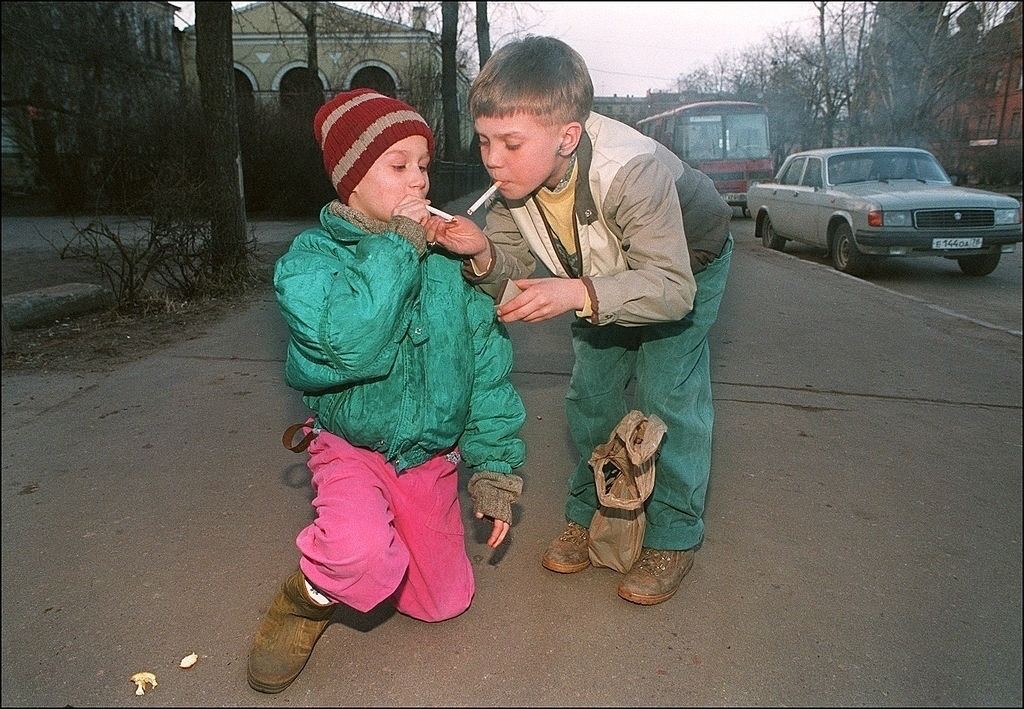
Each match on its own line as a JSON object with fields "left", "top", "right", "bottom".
{"left": 737, "top": 213, "right": 1023, "bottom": 336}
{"left": 2, "top": 210, "right": 1022, "bottom": 706}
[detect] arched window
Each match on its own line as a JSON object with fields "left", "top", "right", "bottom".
{"left": 349, "top": 66, "right": 397, "bottom": 97}
{"left": 279, "top": 67, "right": 323, "bottom": 113}
{"left": 234, "top": 68, "right": 255, "bottom": 115}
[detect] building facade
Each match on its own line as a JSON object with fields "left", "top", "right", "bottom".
{"left": 177, "top": 2, "right": 472, "bottom": 155}
{"left": 1, "top": 1, "right": 181, "bottom": 194}
{"left": 932, "top": 3, "right": 1023, "bottom": 185}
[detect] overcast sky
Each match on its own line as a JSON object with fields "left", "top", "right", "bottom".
{"left": 169, "top": 1, "right": 820, "bottom": 96}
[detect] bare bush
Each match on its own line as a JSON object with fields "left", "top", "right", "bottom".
{"left": 47, "top": 157, "right": 260, "bottom": 311}
{"left": 51, "top": 218, "right": 165, "bottom": 309}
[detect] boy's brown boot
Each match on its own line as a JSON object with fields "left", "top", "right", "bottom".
{"left": 617, "top": 547, "right": 694, "bottom": 605}
{"left": 541, "top": 520, "right": 592, "bottom": 573}
{"left": 247, "top": 570, "right": 336, "bottom": 693}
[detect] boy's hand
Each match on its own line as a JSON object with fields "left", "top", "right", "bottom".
{"left": 475, "top": 511, "right": 511, "bottom": 548}
{"left": 497, "top": 278, "right": 587, "bottom": 323}
{"left": 425, "top": 216, "right": 489, "bottom": 260}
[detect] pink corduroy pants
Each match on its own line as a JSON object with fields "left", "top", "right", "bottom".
{"left": 295, "top": 428, "right": 475, "bottom": 623}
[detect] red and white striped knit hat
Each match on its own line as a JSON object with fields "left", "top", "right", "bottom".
{"left": 313, "top": 88, "right": 435, "bottom": 203}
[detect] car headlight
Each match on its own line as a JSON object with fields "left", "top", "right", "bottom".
{"left": 883, "top": 210, "right": 913, "bottom": 227}
{"left": 994, "top": 208, "right": 1021, "bottom": 225}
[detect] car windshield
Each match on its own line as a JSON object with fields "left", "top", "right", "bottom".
{"left": 827, "top": 151, "right": 950, "bottom": 185}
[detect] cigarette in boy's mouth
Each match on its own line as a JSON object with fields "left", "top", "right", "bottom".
{"left": 425, "top": 205, "right": 456, "bottom": 221}
{"left": 466, "top": 182, "right": 502, "bottom": 215}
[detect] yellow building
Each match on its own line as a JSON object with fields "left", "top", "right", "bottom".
{"left": 178, "top": 1, "right": 472, "bottom": 153}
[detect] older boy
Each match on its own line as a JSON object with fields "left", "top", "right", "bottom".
{"left": 429, "top": 36, "right": 733, "bottom": 606}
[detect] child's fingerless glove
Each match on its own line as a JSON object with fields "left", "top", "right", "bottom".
{"left": 386, "top": 215, "right": 428, "bottom": 258}
{"left": 467, "top": 471, "right": 524, "bottom": 524}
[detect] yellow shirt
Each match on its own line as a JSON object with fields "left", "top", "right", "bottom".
{"left": 534, "top": 160, "right": 592, "bottom": 317}
{"left": 535, "top": 160, "right": 578, "bottom": 257}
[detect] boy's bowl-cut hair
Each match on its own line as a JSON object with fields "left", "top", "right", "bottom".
{"left": 469, "top": 36, "right": 593, "bottom": 126}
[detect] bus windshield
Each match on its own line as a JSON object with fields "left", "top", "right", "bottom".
{"left": 672, "top": 112, "right": 770, "bottom": 162}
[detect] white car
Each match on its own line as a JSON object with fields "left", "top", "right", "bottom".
{"left": 747, "top": 147, "right": 1022, "bottom": 276}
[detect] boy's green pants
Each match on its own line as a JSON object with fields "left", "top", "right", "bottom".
{"left": 564, "top": 236, "right": 732, "bottom": 551}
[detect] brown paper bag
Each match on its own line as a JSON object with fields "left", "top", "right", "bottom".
{"left": 587, "top": 410, "right": 667, "bottom": 573}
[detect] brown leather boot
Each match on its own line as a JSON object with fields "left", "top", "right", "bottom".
{"left": 616, "top": 547, "right": 694, "bottom": 605}
{"left": 247, "top": 570, "right": 336, "bottom": 693}
{"left": 541, "top": 520, "right": 592, "bottom": 573}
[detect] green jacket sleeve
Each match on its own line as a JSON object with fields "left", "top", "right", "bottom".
{"left": 274, "top": 227, "right": 422, "bottom": 392}
{"left": 456, "top": 287, "right": 527, "bottom": 475}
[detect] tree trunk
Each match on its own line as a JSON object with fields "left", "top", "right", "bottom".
{"left": 476, "top": 1, "right": 491, "bottom": 69}
{"left": 303, "top": 3, "right": 322, "bottom": 116}
{"left": 441, "top": 1, "right": 461, "bottom": 160}
{"left": 279, "top": 2, "right": 324, "bottom": 119}
{"left": 816, "top": 1, "right": 835, "bottom": 147}
{"left": 195, "top": 1, "right": 247, "bottom": 275}
{"left": 1, "top": 306, "right": 12, "bottom": 355}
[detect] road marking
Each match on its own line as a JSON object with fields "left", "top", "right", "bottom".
{"left": 764, "top": 248, "right": 1022, "bottom": 338}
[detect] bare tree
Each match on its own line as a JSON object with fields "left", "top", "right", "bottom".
{"left": 835, "top": 1, "right": 873, "bottom": 145}
{"left": 814, "top": 1, "right": 838, "bottom": 147}
{"left": 476, "top": 1, "right": 492, "bottom": 68}
{"left": 278, "top": 2, "right": 326, "bottom": 118}
{"left": 862, "top": 1, "right": 997, "bottom": 145}
{"left": 195, "top": 1, "right": 248, "bottom": 274}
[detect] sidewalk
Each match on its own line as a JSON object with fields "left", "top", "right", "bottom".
{"left": 2, "top": 203, "right": 1021, "bottom": 706}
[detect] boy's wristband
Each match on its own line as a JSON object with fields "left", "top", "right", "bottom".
{"left": 462, "top": 240, "right": 496, "bottom": 281}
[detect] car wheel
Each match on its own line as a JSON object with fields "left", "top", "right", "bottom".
{"left": 761, "top": 215, "right": 786, "bottom": 251}
{"left": 956, "top": 253, "right": 1000, "bottom": 276}
{"left": 831, "top": 223, "right": 872, "bottom": 276}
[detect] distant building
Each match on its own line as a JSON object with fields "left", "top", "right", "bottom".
{"left": 593, "top": 90, "right": 731, "bottom": 129}
{"left": 591, "top": 95, "right": 648, "bottom": 127}
{"left": 1, "top": 1, "right": 181, "bottom": 195}
{"left": 931, "top": 3, "right": 1022, "bottom": 185}
{"left": 177, "top": 1, "right": 472, "bottom": 155}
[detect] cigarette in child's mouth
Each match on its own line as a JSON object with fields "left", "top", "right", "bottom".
{"left": 466, "top": 182, "right": 501, "bottom": 215}
{"left": 425, "top": 205, "right": 456, "bottom": 221}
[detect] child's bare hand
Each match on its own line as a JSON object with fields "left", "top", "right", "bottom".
{"left": 475, "top": 512, "right": 511, "bottom": 548}
{"left": 496, "top": 278, "right": 588, "bottom": 323}
{"left": 427, "top": 216, "right": 489, "bottom": 259}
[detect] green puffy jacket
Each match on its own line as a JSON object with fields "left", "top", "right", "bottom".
{"left": 274, "top": 202, "right": 526, "bottom": 478}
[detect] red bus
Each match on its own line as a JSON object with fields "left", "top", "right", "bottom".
{"left": 636, "top": 100, "right": 773, "bottom": 215}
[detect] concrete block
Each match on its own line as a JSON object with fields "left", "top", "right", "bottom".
{"left": 2, "top": 283, "right": 113, "bottom": 330}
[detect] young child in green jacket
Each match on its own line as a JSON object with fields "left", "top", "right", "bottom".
{"left": 427, "top": 37, "right": 733, "bottom": 608}
{"left": 247, "top": 89, "right": 526, "bottom": 694}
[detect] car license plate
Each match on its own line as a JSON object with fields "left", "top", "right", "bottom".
{"left": 725, "top": 193, "right": 746, "bottom": 203}
{"left": 932, "top": 237, "right": 982, "bottom": 249}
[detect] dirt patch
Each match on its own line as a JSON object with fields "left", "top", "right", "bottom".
{"left": 2, "top": 285, "right": 271, "bottom": 374}
{"left": 2, "top": 237, "right": 287, "bottom": 374}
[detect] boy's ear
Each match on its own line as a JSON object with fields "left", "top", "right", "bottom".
{"left": 558, "top": 122, "right": 583, "bottom": 156}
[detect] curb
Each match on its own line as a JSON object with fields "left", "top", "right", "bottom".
{"left": 2, "top": 283, "right": 113, "bottom": 330}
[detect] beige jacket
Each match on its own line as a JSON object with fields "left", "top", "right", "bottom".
{"left": 471, "top": 112, "right": 732, "bottom": 327}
